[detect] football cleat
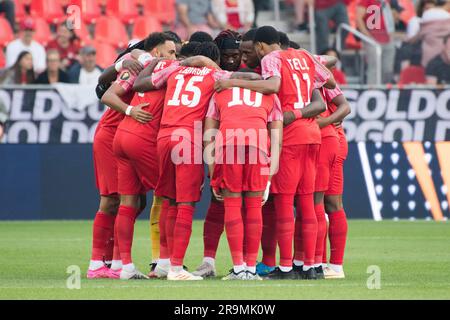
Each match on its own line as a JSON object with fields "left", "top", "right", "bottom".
{"left": 86, "top": 265, "right": 110, "bottom": 279}
{"left": 192, "top": 261, "right": 217, "bottom": 278}
{"left": 106, "top": 268, "right": 121, "bottom": 279}
{"left": 120, "top": 268, "right": 149, "bottom": 280}
{"left": 315, "top": 266, "right": 325, "bottom": 279}
{"left": 323, "top": 266, "right": 345, "bottom": 279}
{"left": 256, "top": 262, "right": 276, "bottom": 276}
{"left": 167, "top": 269, "right": 203, "bottom": 281}
{"left": 152, "top": 263, "right": 170, "bottom": 279}
{"left": 246, "top": 271, "right": 263, "bottom": 281}
{"left": 263, "top": 267, "right": 298, "bottom": 280}
{"left": 301, "top": 267, "right": 318, "bottom": 280}
{"left": 222, "top": 269, "right": 247, "bottom": 280}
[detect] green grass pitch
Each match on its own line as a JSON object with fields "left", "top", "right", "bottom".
{"left": 0, "top": 220, "right": 449, "bottom": 300}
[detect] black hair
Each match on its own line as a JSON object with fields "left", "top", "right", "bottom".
{"left": 214, "top": 29, "right": 242, "bottom": 50}
{"left": 254, "top": 26, "right": 280, "bottom": 45}
{"left": 278, "top": 31, "right": 290, "bottom": 49}
{"left": 242, "top": 28, "right": 257, "bottom": 42}
{"left": 180, "top": 41, "right": 201, "bottom": 57}
{"left": 164, "top": 31, "right": 182, "bottom": 44}
{"left": 143, "top": 32, "right": 173, "bottom": 51}
{"left": 289, "top": 40, "right": 300, "bottom": 49}
{"left": 193, "top": 41, "right": 220, "bottom": 62}
{"left": 189, "top": 31, "right": 213, "bottom": 43}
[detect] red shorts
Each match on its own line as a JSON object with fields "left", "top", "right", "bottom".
{"left": 113, "top": 130, "right": 159, "bottom": 195}
{"left": 211, "top": 146, "right": 270, "bottom": 193}
{"left": 93, "top": 126, "right": 118, "bottom": 196}
{"left": 155, "top": 136, "right": 204, "bottom": 203}
{"left": 271, "top": 144, "right": 320, "bottom": 195}
{"left": 325, "top": 134, "right": 348, "bottom": 196}
{"left": 315, "top": 136, "right": 339, "bottom": 192}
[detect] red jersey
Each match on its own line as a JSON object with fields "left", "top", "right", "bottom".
{"left": 261, "top": 48, "right": 330, "bottom": 145}
{"left": 206, "top": 87, "right": 283, "bottom": 155}
{"left": 153, "top": 64, "right": 232, "bottom": 146}
{"left": 117, "top": 59, "right": 177, "bottom": 142}
{"left": 322, "top": 84, "right": 346, "bottom": 137}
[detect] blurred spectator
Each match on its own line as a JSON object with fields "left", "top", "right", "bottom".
{"left": 189, "top": 31, "right": 214, "bottom": 42}
{"left": 175, "top": 0, "right": 220, "bottom": 40}
{"left": 0, "top": 51, "right": 35, "bottom": 84}
{"left": 426, "top": 34, "right": 450, "bottom": 84}
{"left": 406, "top": 0, "right": 436, "bottom": 40}
{"left": 68, "top": 46, "right": 103, "bottom": 85}
{"left": 314, "top": 0, "right": 349, "bottom": 54}
{"left": 356, "top": 0, "right": 397, "bottom": 84}
{"left": 321, "top": 48, "right": 348, "bottom": 85}
{"left": 5, "top": 18, "right": 46, "bottom": 73}
{"left": 293, "top": 0, "right": 311, "bottom": 32}
{"left": 35, "top": 50, "right": 70, "bottom": 84}
{"left": 252, "top": 0, "right": 271, "bottom": 27}
{"left": 398, "top": 49, "right": 426, "bottom": 85}
{"left": 0, "top": 0, "right": 15, "bottom": 32}
{"left": 46, "top": 22, "right": 81, "bottom": 70}
{"left": 211, "top": 0, "right": 254, "bottom": 32}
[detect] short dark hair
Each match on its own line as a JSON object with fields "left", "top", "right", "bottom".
{"left": 214, "top": 30, "right": 242, "bottom": 50}
{"left": 193, "top": 41, "right": 220, "bottom": 62}
{"left": 242, "top": 28, "right": 257, "bottom": 42}
{"left": 180, "top": 41, "right": 201, "bottom": 57}
{"left": 189, "top": 31, "right": 213, "bottom": 43}
{"left": 164, "top": 31, "right": 182, "bottom": 44}
{"left": 144, "top": 32, "right": 173, "bottom": 51}
{"left": 289, "top": 41, "right": 301, "bottom": 49}
{"left": 278, "top": 31, "right": 290, "bottom": 49}
{"left": 254, "top": 26, "right": 280, "bottom": 45}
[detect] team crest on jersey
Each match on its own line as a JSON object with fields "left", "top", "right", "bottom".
{"left": 121, "top": 72, "right": 130, "bottom": 80}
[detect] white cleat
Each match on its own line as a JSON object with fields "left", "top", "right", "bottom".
{"left": 120, "top": 268, "right": 149, "bottom": 280}
{"left": 222, "top": 270, "right": 247, "bottom": 280}
{"left": 192, "top": 262, "right": 217, "bottom": 278}
{"left": 167, "top": 269, "right": 203, "bottom": 281}
{"left": 323, "top": 267, "right": 345, "bottom": 279}
{"left": 153, "top": 264, "right": 170, "bottom": 279}
{"left": 246, "top": 271, "right": 263, "bottom": 281}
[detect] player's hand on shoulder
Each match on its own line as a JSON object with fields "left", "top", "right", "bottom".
{"left": 214, "top": 79, "right": 231, "bottom": 93}
{"left": 123, "top": 59, "right": 144, "bottom": 76}
{"left": 130, "top": 103, "right": 153, "bottom": 124}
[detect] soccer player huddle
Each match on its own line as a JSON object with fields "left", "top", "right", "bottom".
{"left": 87, "top": 26, "right": 351, "bottom": 282}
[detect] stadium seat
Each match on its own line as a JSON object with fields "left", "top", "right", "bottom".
{"left": 132, "top": 16, "right": 163, "bottom": 40}
{"left": 73, "top": 21, "right": 92, "bottom": 46}
{"left": 30, "top": 0, "right": 65, "bottom": 24}
{"left": 95, "top": 16, "right": 129, "bottom": 49}
{"left": 0, "top": 48, "right": 5, "bottom": 69}
{"left": 0, "top": 17, "right": 14, "bottom": 48}
{"left": 32, "top": 17, "right": 53, "bottom": 47}
{"left": 398, "top": 0, "right": 416, "bottom": 25}
{"left": 106, "top": 0, "right": 139, "bottom": 24}
{"left": 13, "top": 0, "right": 27, "bottom": 23}
{"left": 398, "top": 66, "right": 426, "bottom": 85}
{"left": 93, "top": 41, "right": 117, "bottom": 69}
{"left": 143, "top": 0, "right": 176, "bottom": 25}
{"left": 66, "top": 0, "right": 102, "bottom": 24}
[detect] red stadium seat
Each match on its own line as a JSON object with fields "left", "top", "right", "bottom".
{"left": 93, "top": 41, "right": 117, "bottom": 69}
{"left": 106, "top": 0, "right": 139, "bottom": 24}
{"left": 0, "top": 17, "right": 14, "bottom": 47}
{"left": 0, "top": 48, "right": 5, "bottom": 69}
{"left": 398, "top": 0, "right": 416, "bottom": 24}
{"left": 132, "top": 16, "right": 163, "bottom": 40}
{"left": 95, "top": 16, "right": 129, "bottom": 49}
{"left": 66, "top": 0, "right": 102, "bottom": 24}
{"left": 398, "top": 66, "right": 427, "bottom": 85}
{"left": 14, "top": 0, "right": 27, "bottom": 23}
{"left": 32, "top": 17, "right": 53, "bottom": 47}
{"left": 143, "top": 0, "right": 176, "bottom": 25}
{"left": 73, "top": 21, "right": 92, "bottom": 46}
{"left": 30, "top": 0, "right": 65, "bottom": 24}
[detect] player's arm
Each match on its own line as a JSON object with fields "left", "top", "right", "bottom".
{"left": 230, "top": 72, "right": 262, "bottom": 80}
{"left": 268, "top": 120, "right": 283, "bottom": 180}
{"left": 283, "top": 89, "right": 326, "bottom": 127}
{"left": 181, "top": 56, "right": 221, "bottom": 70}
{"left": 101, "top": 83, "right": 153, "bottom": 124}
{"left": 98, "top": 59, "right": 144, "bottom": 86}
{"left": 317, "top": 94, "right": 351, "bottom": 128}
{"left": 133, "top": 58, "right": 165, "bottom": 92}
{"left": 204, "top": 117, "right": 220, "bottom": 178}
{"left": 214, "top": 76, "right": 281, "bottom": 94}
{"left": 318, "top": 55, "right": 338, "bottom": 69}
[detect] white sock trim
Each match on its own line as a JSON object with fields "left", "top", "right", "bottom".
{"left": 89, "top": 260, "right": 104, "bottom": 270}
{"left": 122, "top": 263, "right": 135, "bottom": 273}
{"left": 279, "top": 266, "right": 292, "bottom": 272}
{"left": 233, "top": 265, "right": 245, "bottom": 273}
{"left": 293, "top": 260, "right": 304, "bottom": 267}
{"left": 203, "top": 257, "right": 215, "bottom": 266}
{"left": 111, "top": 260, "right": 122, "bottom": 270}
{"left": 329, "top": 263, "right": 343, "bottom": 273}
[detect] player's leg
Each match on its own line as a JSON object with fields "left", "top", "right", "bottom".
{"left": 313, "top": 191, "right": 326, "bottom": 279}
{"left": 257, "top": 196, "right": 277, "bottom": 276}
{"left": 149, "top": 195, "right": 163, "bottom": 268}
{"left": 193, "top": 194, "right": 223, "bottom": 278}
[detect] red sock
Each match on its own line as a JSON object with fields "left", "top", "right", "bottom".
{"left": 244, "top": 197, "right": 263, "bottom": 267}
{"left": 224, "top": 197, "right": 244, "bottom": 266}
{"left": 171, "top": 205, "right": 195, "bottom": 266}
{"left": 159, "top": 200, "right": 170, "bottom": 259}
{"left": 112, "top": 221, "right": 121, "bottom": 261}
{"left": 242, "top": 208, "right": 247, "bottom": 262}
{"left": 203, "top": 201, "right": 225, "bottom": 258}
{"left": 91, "top": 212, "right": 116, "bottom": 261}
{"left": 166, "top": 205, "right": 178, "bottom": 257}
{"left": 322, "top": 220, "right": 328, "bottom": 264}
{"left": 261, "top": 200, "right": 277, "bottom": 267}
{"left": 104, "top": 215, "right": 116, "bottom": 262}
{"left": 314, "top": 204, "right": 327, "bottom": 265}
{"left": 296, "top": 194, "right": 317, "bottom": 266}
{"left": 273, "top": 194, "right": 295, "bottom": 267}
{"left": 328, "top": 209, "right": 348, "bottom": 265}
{"left": 294, "top": 216, "right": 304, "bottom": 262}
{"left": 116, "top": 205, "right": 139, "bottom": 265}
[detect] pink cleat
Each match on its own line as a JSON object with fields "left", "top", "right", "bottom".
{"left": 106, "top": 268, "right": 122, "bottom": 279}
{"left": 87, "top": 265, "right": 110, "bottom": 279}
